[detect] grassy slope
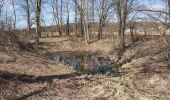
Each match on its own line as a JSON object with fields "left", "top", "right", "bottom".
{"left": 116, "top": 38, "right": 170, "bottom": 100}
{"left": 0, "top": 36, "right": 169, "bottom": 100}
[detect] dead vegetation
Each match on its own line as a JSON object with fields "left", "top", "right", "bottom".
{"left": 116, "top": 37, "right": 170, "bottom": 100}
{"left": 0, "top": 35, "right": 169, "bottom": 100}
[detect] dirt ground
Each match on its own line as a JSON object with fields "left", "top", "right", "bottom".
{"left": 0, "top": 36, "right": 170, "bottom": 100}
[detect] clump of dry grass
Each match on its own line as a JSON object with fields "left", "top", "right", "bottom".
{"left": 0, "top": 32, "right": 12, "bottom": 45}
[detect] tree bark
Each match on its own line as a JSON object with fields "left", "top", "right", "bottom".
{"left": 85, "top": 0, "right": 90, "bottom": 44}
{"left": 51, "top": 0, "right": 62, "bottom": 37}
{"left": 92, "top": 0, "right": 95, "bottom": 38}
{"left": 12, "top": 0, "right": 16, "bottom": 30}
{"left": 98, "top": 20, "right": 103, "bottom": 39}
{"left": 115, "top": 0, "right": 126, "bottom": 50}
{"left": 74, "top": 5, "right": 78, "bottom": 35}
{"left": 25, "top": 0, "right": 31, "bottom": 34}
{"left": 74, "top": 0, "right": 85, "bottom": 38}
{"left": 168, "top": 0, "right": 170, "bottom": 20}
{"left": 97, "top": 0, "right": 112, "bottom": 40}
{"left": 60, "top": 0, "right": 62, "bottom": 36}
{"left": 35, "top": 0, "right": 41, "bottom": 44}
{"left": 98, "top": 0, "right": 105, "bottom": 39}
{"left": 129, "top": 23, "right": 135, "bottom": 42}
{"left": 66, "top": 0, "right": 70, "bottom": 36}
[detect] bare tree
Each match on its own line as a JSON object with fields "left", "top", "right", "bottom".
{"left": 129, "top": 20, "right": 137, "bottom": 42}
{"left": 139, "top": 0, "right": 170, "bottom": 64}
{"left": 113, "top": 0, "right": 138, "bottom": 50}
{"left": 66, "top": 0, "right": 70, "bottom": 36}
{"left": 139, "top": 0, "right": 169, "bottom": 44}
{"left": 74, "top": 0, "right": 89, "bottom": 43}
{"left": 35, "top": 0, "right": 42, "bottom": 44}
{"left": 98, "top": 0, "right": 113, "bottom": 39}
{"left": 0, "top": 0, "right": 5, "bottom": 31}
{"left": 92, "top": 0, "right": 95, "bottom": 21}
{"left": 0, "top": 0, "right": 4, "bottom": 17}
{"left": 4, "top": 11, "right": 13, "bottom": 31}
{"left": 142, "top": 17, "right": 148, "bottom": 37}
{"left": 11, "top": 0, "right": 16, "bottom": 30}
{"left": 74, "top": 0, "right": 84, "bottom": 37}
{"left": 74, "top": 3, "right": 78, "bottom": 35}
{"left": 168, "top": 0, "right": 170, "bottom": 20}
{"left": 74, "top": 0, "right": 85, "bottom": 38}
{"left": 114, "top": 0, "right": 128, "bottom": 50}
{"left": 60, "top": 0, "right": 63, "bottom": 35}
{"left": 51, "top": 0, "right": 62, "bottom": 36}
{"left": 24, "top": 0, "right": 31, "bottom": 33}
{"left": 90, "top": 0, "right": 95, "bottom": 38}
{"left": 84, "top": 0, "right": 89, "bottom": 44}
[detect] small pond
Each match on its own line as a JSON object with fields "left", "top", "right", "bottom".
{"left": 49, "top": 51, "right": 119, "bottom": 76}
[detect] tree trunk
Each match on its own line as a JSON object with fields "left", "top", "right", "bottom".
{"left": 118, "top": 19, "right": 126, "bottom": 50}
{"left": 66, "top": 0, "right": 70, "bottom": 36}
{"left": 26, "top": 0, "right": 31, "bottom": 34}
{"left": 168, "top": 0, "right": 170, "bottom": 20}
{"left": 35, "top": 0, "right": 41, "bottom": 44}
{"left": 129, "top": 22, "right": 136, "bottom": 42}
{"left": 116, "top": 0, "right": 126, "bottom": 50}
{"left": 98, "top": 21, "right": 103, "bottom": 39}
{"left": 51, "top": 0, "right": 62, "bottom": 37}
{"left": 74, "top": 0, "right": 85, "bottom": 38}
{"left": 12, "top": 0, "right": 16, "bottom": 30}
{"left": 80, "top": 0, "right": 85, "bottom": 38}
{"left": 97, "top": 0, "right": 104, "bottom": 40}
{"left": 75, "top": 5, "right": 78, "bottom": 35}
{"left": 92, "top": 0, "right": 95, "bottom": 38}
{"left": 130, "top": 27, "right": 134, "bottom": 41}
{"left": 85, "top": 0, "right": 90, "bottom": 44}
{"left": 60, "top": 0, "right": 62, "bottom": 36}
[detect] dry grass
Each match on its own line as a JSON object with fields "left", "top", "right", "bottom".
{"left": 34, "top": 37, "right": 114, "bottom": 57}
{"left": 116, "top": 38, "right": 170, "bottom": 100}
{"left": 0, "top": 48, "right": 74, "bottom": 76}
{"left": 0, "top": 35, "right": 170, "bottom": 100}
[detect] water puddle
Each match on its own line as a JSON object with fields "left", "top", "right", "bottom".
{"left": 49, "top": 51, "right": 119, "bottom": 76}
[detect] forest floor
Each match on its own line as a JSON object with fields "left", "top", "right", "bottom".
{"left": 0, "top": 35, "right": 170, "bottom": 100}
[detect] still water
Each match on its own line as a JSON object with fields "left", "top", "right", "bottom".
{"left": 49, "top": 51, "right": 119, "bottom": 76}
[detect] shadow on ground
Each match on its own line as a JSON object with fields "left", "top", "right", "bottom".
{"left": 0, "top": 70, "right": 84, "bottom": 99}
{"left": 17, "top": 87, "right": 47, "bottom": 100}
{"left": 0, "top": 70, "right": 79, "bottom": 83}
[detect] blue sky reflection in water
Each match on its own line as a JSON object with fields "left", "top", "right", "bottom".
{"left": 49, "top": 52, "right": 119, "bottom": 76}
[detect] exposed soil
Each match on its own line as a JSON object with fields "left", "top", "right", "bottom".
{"left": 0, "top": 36, "right": 170, "bottom": 100}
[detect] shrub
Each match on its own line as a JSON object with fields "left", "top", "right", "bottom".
{"left": 0, "top": 31, "right": 11, "bottom": 45}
